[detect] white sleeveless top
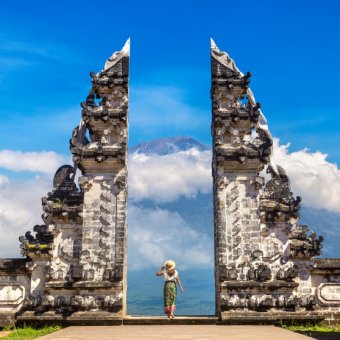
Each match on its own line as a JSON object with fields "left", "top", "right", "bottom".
{"left": 164, "top": 270, "right": 178, "bottom": 282}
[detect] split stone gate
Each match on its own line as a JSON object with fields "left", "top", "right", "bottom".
{"left": 0, "top": 39, "right": 339, "bottom": 325}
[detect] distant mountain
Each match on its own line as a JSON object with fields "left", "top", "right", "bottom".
{"left": 130, "top": 136, "right": 210, "bottom": 155}
{"left": 129, "top": 136, "right": 340, "bottom": 259}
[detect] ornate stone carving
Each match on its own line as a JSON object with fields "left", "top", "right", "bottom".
{"left": 71, "top": 295, "right": 96, "bottom": 311}
{"left": 247, "top": 264, "right": 272, "bottom": 282}
{"left": 276, "top": 265, "right": 298, "bottom": 281}
{"left": 289, "top": 225, "right": 323, "bottom": 258}
{"left": 260, "top": 165, "right": 301, "bottom": 222}
{"left": 219, "top": 265, "right": 238, "bottom": 281}
{"left": 19, "top": 225, "right": 53, "bottom": 256}
{"left": 211, "top": 39, "right": 331, "bottom": 318}
{"left": 42, "top": 165, "right": 83, "bottom": 224}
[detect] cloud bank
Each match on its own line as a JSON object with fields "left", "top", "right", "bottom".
{"left": 129, "top": 141, "right": 340, "bottom": 213}
{"left": 0, "top": 174, "right": 51, "bottom": 257}
{"left": 128, "top": 205, "right": 213, "bottom": 270}
{"left": 272, "top": 138, "right": 340, "bottom": 212}
{"left": 1, "top": 138, "right": 340, "bottom": 263}
{"left": 0, "top": 150, "right": 66, "bottom": 174}
{"left": 0, "top": 149, "right": 66, "bottom": 257}
{"left": 129, "top": 149, "right": 211, "bottom": 203}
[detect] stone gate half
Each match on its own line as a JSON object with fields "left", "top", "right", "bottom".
{"left": 0, "top": 40, "right": 129, "bottom": 325}
{"left": 211, "top": 39, "right": 340, "bottom": 322}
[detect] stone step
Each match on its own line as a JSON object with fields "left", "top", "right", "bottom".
{"left": 16, "top": 312, "right": 326, "bottom": 326}
{"left": 123, "top": 312, "right": 325, "bottom": 325}
{"left": 123, "top": 315, "right": 218, "bottom": 325}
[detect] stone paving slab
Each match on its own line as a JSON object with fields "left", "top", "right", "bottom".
{"left": 38, "top": 325, "right": 310, "bottom": 339}
{"left": 0, "top": 331, "right": 12, "bottom": 337}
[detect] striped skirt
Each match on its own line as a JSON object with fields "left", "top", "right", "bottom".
{"left": 164, "top": 281, "right": 177, "bottom": 314}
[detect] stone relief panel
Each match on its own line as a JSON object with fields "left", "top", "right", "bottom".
{"left": 0, "top": 283, "right": 25, "bottom": 306}
{"left": 317, "top": 283, "right": 340, "bottom": 305}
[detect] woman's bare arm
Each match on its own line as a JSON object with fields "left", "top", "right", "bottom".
{"left": 156, "top": 267, "right": 165, "bottom": 276}
{"left": 176, "top": 276, "right": 184, "bottom": 292}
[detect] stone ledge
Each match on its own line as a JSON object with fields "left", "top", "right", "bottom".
{"left": 313, "top": 258, "right": 340, "bottom": 268}
{"left": 220, "top": 311, "right": 324, "bottom": 324}
{"left": 45, "top": 281, "right": 123, "bottom": 289}
{"left": 123, "top": 316, "right": 218, "bottom": 325}
{"left": 0, "top": 258, "right": 30, "bottom": 275}
{"left": 313, "top": 258, "right": 340, "bottom": 274}
{"left": 73, "top": 281, "right": 122, "bottom": 289}
{"left": 45, "top": 281, "right": 74, "bottom": 289}
{"left": 17, "top": 311, "right": 122, "bottom": 326}
{"left": 68, "top": 311, "right": 122, "bottom": 323}
{"left": 221, "top": 280, "right": 299, "bottom": 290}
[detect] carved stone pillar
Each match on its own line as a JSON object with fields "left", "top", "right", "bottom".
{"left": 70, "top": 40, "right": 129, "bottom": 317}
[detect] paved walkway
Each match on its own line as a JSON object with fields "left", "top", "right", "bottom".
{"left": 38, "top": 325, "right": 310, "bottom": 339}
{"left": 0, "top": 331, "right": 12, "bottom": 337}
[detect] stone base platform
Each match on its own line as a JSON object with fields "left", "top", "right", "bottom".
{"left": 17, "top": 311, "right": 122, "bottom": 326}
{"left": 15, "top": 313, "right": 327, "bottom": 327}
{"left": 0, "top": 313, "right": 15, "bottom": 327}
{"left": 37, "top": 325, "right": 311, "bottom": 340}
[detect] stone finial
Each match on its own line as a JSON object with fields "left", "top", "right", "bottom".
{"left": 210, "top": 38, "right": 242, "bottom": 74}
{"left": 97, "top": 38, "right": 130, "bottom": 76}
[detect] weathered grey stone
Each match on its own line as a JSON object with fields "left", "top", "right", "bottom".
{"left": 211, "top": 38, "right": 340, "bottom": 321}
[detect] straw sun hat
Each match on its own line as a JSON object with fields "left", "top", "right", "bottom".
{"left": 164, "top": 260, "right": 176, "bottom": 270}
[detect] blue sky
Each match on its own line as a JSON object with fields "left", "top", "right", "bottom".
{"left": 1, "top": 0, "right": 340, "bottom": 267}
{"left": 0, "top": 0, "right": 340, "bottom": 162}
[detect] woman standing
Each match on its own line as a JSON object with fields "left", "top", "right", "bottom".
{"left": 156, "top": 260, "right": 184, "bottom": 319}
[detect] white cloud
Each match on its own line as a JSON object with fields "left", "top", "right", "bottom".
{"left": 272, "top": 138, "right": 340, "bottom": 212}
{"left": 0, "top": 149, "right": 67, "bottom": 257}
{"left": 0, "top": 150, "right": 66, "bottom": 174}
{"left": 127, "top": 204, "right": 213, "bottom": 271}
{"left": 0, "top": 174, "right": 50, "bottom": 257}
{"left": 0, "top": 174, "right": 10, "bottom": 185}
{"left": 129, "top": 148, "right": 211, "bottom": 203}
{"left": 129, "top": 140, "right": 340, "bottom": 213}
